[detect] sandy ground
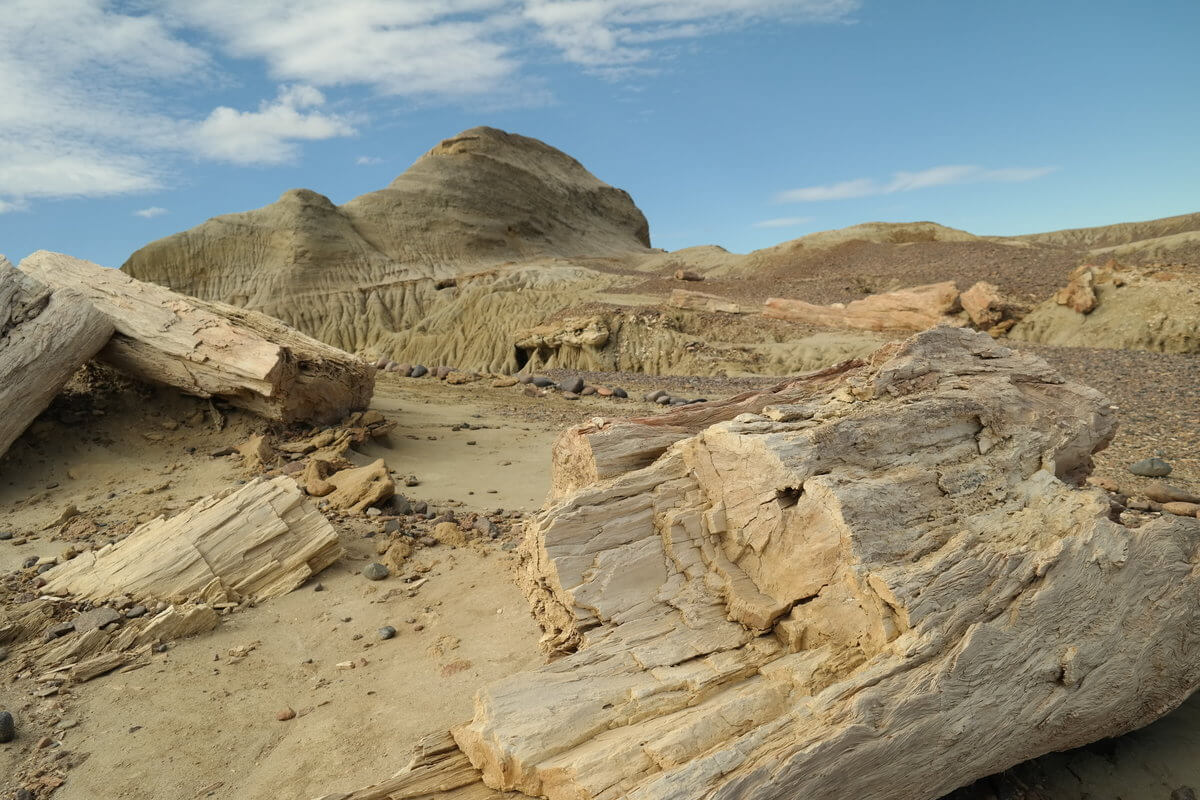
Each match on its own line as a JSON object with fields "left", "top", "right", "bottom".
{"left": 2, "top": 352, "right": 1198, "bottom": 800}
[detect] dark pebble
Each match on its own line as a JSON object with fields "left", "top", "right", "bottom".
{"left": 413, "top": 501, "right": 428, "bottom": 515}
{"left": 612, "top": 387, "right": 628, "bottom": 398}
{"left": 378, "top": 626, "right": 397, "bottom": 640}
{"left": 0, "top": 710, "right": 14, "bottom": 743}
{"left": 531, "top": 376, "right": 555, "bottom": 388}
{"left": 560, "top": 377, "right": 585, "bottom": 394}
{"left": 35, "top": 563, "right": 55, "bottom": 574}
{"left": 125, "top": 605, "right": 148, "bottom": 619}
{"left": 410, "top": 365, "right": 428, "bottom": 378}
{"left": 22, "top": 556, "right": 38, "bottom": 568}
{"left": 656, "top": 395, "right": 672, "bottom": 405}
{"left": 645, "top": 389, "right": 666, "bottom": 402}
{"left": 362, "top": 563, "right": 389, "bottom": 581}
{"left": 47, "top": 621, "right": 75, "bottom": 638}
{"left": 391, "top": 495, "right": 413, "bottom": 515}
{"left": 152, "top": 643, "right": 169, "bottom": 653}
{"left": 0, "top": 531, "right": 12, "bottom": 541}
{"left": 1129, "top": 457, "right": 1172, "bottom": 477}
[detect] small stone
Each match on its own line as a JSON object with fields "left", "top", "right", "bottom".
{"left": 391, "top": 495, "right": 413, "bottom": 515}
{"left": 413, "top": 501, "right": 428, "bottom": 515}
{"left": 22, "top": 555, "right": 38, "bottom": 568}
{"left": 473, "top": 517, "right": 500, "bottom": 538}
{"left": 152, "top": 643, "right": 169, "bottom": 653}
{"left": 531, "top": 376, "right": 555, "bottom": 388}
{"left": 312, "top": 582, "right": 324, "bottom": 592}
{"left": 561, "top": 392, "right": 580, "bottom": 401}
{"left": 612, "top": 388, "right": 628, "bottom": 398}
{"left": 656, "top": 395, "right": 673, "bottom": 405}
{"left": 0, "top": 710, "right": 14, "bottom": 743}
{"left": 409, "top": 364, "right": 428, "bottom": 378}
{"left": 378, "top": 626, "right": 396, "bottom": 640}
{"left": 396, "top": 363, "right": 412, "bottom": 376}
{"left": 276, "top": 707, "right": 296, "bottom": 721}
{"left": 644, "top": 389, "right": 666, "bottom": 402}
{"left": 47, "top": 621, "right": 75, "bottom": 638}
{"left": 365, "top": 507, "right": 382, "bottom": 517}
{"left": 1171, "top": 788, "right": 1198, "bottom": 800}
{"left": 362, "top": 562, "right": 390, "bottom": 581}
{"left": 559, "top": 376, "right": 585, "bottom": 394}
{"left": 419, "top": 535, "right": 438, "bottom": 547}
{"left": 1162, "top": 502, "right": 1200, "bottom": 518}
{"left": 73, "top": 606, "right": 121, "bottom": 633}
{"left": 1129, "top": 457, "right": 1172, "bottom": 477}
{"left": 1144, "top": 484, "right": 1200, "bottom": 504}
{"left": 580, "top": 386, "right": 597, "bottom": 396}
{"left": 0, "top": 646, "right": 8, "bottom": 662}
{"left": 595, "top": 386, "right": 613, "bottom": 397}
{"left": 403, "top": 475, "right": 420, "bottom": 487}
{"left": 0, "top": 531, "right": 12, "bottom": 541}
{"left": 517, "top": 374, "right": 533, "bottom": 384}
{"left": 466, "top": 440, "right": 477, "bottom": 445}
{"left": 16, "top": 791, "right": 34, "bottom": 800}
{"left": 36, "top": 563, "right": 55, "bottom": 574}
{"left": 125, "top": 605, "right": 147, "bottom": 619}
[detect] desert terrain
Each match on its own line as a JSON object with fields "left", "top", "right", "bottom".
{"left": 2, "top": 128, "right": 1199, "bottom": 800}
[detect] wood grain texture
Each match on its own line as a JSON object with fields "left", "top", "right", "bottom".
{"left": 19, "top": 250, "right": 375, "bottom": 424}
{"left": 41, "top": 476, "right": 341, "bottom": 604}
{"left": 0, "top": 255, "right": 114, "bottom": 459}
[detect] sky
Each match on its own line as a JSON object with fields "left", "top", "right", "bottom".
{"left": 1, "top": 0, "right": 1198, "bottom": 268}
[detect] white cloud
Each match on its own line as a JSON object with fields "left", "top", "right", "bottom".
{"left": 776, "top": 165, "right": 1058, "bottom": 203}
{"left": 134, "top": 207, "right": 169, "bottom": 218}
{"left": 0, "top": 0, "right": 860, "bottom": 210}
{"left": 523, "top": 0, "right": 859, "bottom": 70}
{"left": 356, "top": 156, "right": 383, "bottom": 165}
{"left": 191, "top": 85, "right": 355, "bottom": 164}
{"left": 752, "top": 216, "right": 814, "bottom": 228}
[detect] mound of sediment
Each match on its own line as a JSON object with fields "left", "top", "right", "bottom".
{"left": 122, "top": 127, "right": 651, "bottom": 371}
{"left": 1011, "top": 261, "right": 1200, "bottom": 353}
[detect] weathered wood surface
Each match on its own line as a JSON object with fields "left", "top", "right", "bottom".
{"left": 764, "top": 280, "right": 962, "bottom": 331}
{"left": 0, "top": 255, "right": 113, "bottom": 459}
{"left": 19, "top": 250, "right": 375, "bottom": 424}
{"left": 325, "top": 328, "right": 1200, "bottom": 800}
{"left": 668, "top": 288, "right": 744, "bottom": 314}
{"left": 42, "top": 476, "right": 341, "bottom": 604}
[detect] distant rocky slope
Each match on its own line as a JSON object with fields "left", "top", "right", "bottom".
{"left": 123, "top": 128, "right": 1199, "bottom": 373}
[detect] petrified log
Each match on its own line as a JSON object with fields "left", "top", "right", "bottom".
{"left": 960, "top": 280, "right": 1006, "bottom": 328}
{"left": 668, "top": 288, "right": 744, "bottom": 314}
{"left": 329, "top": 328, "right": 1200, "bottom": 800}
{"left": 42, "top": 476, "right": 341, "bottom": 604}
{"left": 764, "top": 280, "right": 962, "bottom": 331}
{"left": 0, "top": 256, "right": 113, "bottom": 458}
{"left": 19, "top": 251, "right": 374, "bottom": 424}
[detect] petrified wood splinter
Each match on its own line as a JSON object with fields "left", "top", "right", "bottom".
{"left": 322, "top": 328, "right": 1200, "bottom": 800}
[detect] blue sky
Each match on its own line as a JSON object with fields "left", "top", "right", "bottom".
{"left": 2, "top": 0, "right": 1198, "bottom": 268}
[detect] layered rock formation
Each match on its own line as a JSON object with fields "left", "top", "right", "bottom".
{"left": 1011, "top": 261, "right": 1200, "bottom": 353}
{"left": 123, "top": 127, "right": 652, "bottom": 372}
{"left": 325, "top": 328, "right": 1200, "bottom": 800}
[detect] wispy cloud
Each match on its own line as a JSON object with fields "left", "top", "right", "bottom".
{"left": 776, "top": 165, "right": 1057, "bottom": 203}
{"left": 753, "top": 216, "right": 815, "bottom": 229}
{"left": 133, "top": 207, "right": 168, "bottom": 218}
{"left": 0, "top": 0, "right": 860, "bottom": 211}
{"left": 356, "top": 156, "right": 383, "bottom": 165}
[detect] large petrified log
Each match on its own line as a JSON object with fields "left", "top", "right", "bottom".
{"left": 764, "top": 280, "right": 962, "bottom": 331}
{"left": 19, "top": 251, "right": 374, "bottom": 424}
{"left": 0, "top": 256, "right": 113, "bottom": 458}
{"left": 329, "top": 328, "right": 1200, "bottom": 800}
{"left": 42, "top": 476, "right": 341, "bottom": 604}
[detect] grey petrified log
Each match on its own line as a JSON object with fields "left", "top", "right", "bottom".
{"left": 0, "top": 255, "right": 113, "bottom": 459}
{"left": 20, "top": 251, "right": 375, "bottom": 424}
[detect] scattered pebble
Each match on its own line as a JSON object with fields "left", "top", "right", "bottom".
{"left": 0, "top": 710, "right": 14, "bottom": 743}
{"left": 378, "top": 626, "right": 397, "bottom": 640}
{"left": 1129, "top": 457, "right": 1172, "bottom": 477}
{"left": 276, "top": 707, "right": 296, "bottom": 722}
{"left": 362, "top": 562, "right": 390, "bottom": 581}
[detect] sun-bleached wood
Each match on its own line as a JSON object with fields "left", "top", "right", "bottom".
{"left": 764, "top": 280, "right": 962, "bottom": 331}
{"left": 42, "top": 476, "right": 341, "bottom": 604}
{"left": 19, "top": 250, "right": 374, "bottom": 424}
{"left": 0, "top": 256, "right": 114, "bottom": 459}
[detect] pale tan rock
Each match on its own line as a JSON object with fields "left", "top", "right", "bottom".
{"left": 960, "top": 280, "right": 1005, "bottom": 327}
{"left": 41, "top": 476, "right": 341, "bottom": 604}
{"left": 764, "top": 281, "right": 962, "bottom": 331}
{"left": 1144, "top": 484, "right": 1200, "bottom": 504}
{"left": 322, "top": 459, "right": 395, "bottom": 514}
{"left": 378, "top": 328, "right": 1200, "bottom": 800}
{"left": 302, "top": 459, "right": 336, "bottom": 497}
{"left": 668, "top": 288, "right": 744, "bottom": 314}
{"left": 19, "top": 251, "right": 375, "bottom": 424}
{"left": 237, "top": 434, "right": 276, "bottom": 471}
{"left": 1161, "top": 501, "right": 1200, "bottom": 517}
{"left": 0, "top": 256, "right": 114, "bottom": 459}
{"left": 383, "top": 539, "right": 414, "bottom": 573}
{"left": 432, "top": 522, "right": 470, "bottom": 548}
{"left": 673, "top": 269, "right": 703, "bottom": 281}
{"left": 446, "top": 371, "right": 479, "bottom": 385}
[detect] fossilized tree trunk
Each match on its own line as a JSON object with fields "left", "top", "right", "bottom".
{"left": 0, "top": 256, "right": 113, "bottom": 459}
{"left": 42, "top": 476, "right": 341, "bottom": 604}
{"left": 19, "top": 251, "right": 375, "bottom": 424}
{"left": 325, "top": 328, "right": 1200, "bottom": 800}
{"left": 764, "top": 280, "right": 962, "bottom": 331}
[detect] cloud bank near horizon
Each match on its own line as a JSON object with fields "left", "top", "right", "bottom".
{"left": 776, "top": 165, "right": 1058, "bottom": 203}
